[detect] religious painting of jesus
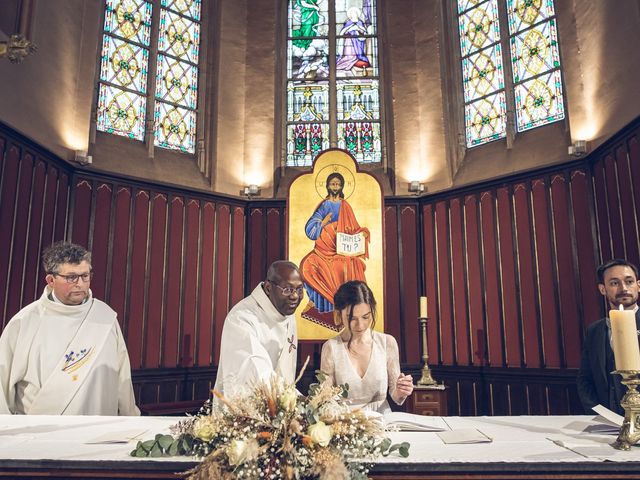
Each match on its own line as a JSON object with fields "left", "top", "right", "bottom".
{"left": 288, "top": 149, "right": 384, "bottom": 340}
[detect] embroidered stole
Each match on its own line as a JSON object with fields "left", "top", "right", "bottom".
{"left": 27, "top": 301, "right": 116, "bottom": 415}
{"left": 275, "top": 316, "right": 297, "bottom": 383}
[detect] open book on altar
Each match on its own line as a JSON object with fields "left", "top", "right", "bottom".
{"left": 382, "top": 412, "right": 449, "bottom": 432}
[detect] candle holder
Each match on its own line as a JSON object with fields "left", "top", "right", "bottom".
{"left": 418, "top": 315, "right": 437, "bottom": 386}
{"left": 612, "top": 370, "right": 640, "bottom": 450}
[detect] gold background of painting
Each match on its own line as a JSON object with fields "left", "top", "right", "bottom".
{"left": 288, "top": 150, "right": 385, "bottom": 340}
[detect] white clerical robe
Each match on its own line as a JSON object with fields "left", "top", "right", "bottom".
{"left": 214, "top": 283, "right": 297, "bottom": 397}
{"left": 0, "top": 288, "right": 139, "bottom": 416}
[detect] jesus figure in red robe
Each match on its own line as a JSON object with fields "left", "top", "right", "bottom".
{"left": 300, "top": 172, "right": 370, "bottom": 331}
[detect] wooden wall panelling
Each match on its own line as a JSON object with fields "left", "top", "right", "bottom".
{"left": 449, "top": 198, "right": 471, "bottom": 366}
{"left": 247, "top": 208, "right": 265, "bottom": 290}
{"left": 496, "top": 186, "right": 522, "bottom": 367}
{"left": 591, "top": 160, "right": 612, "bottom": 260}
{"left": 384, "top": 206, "right": 402, "bottom": 348}
{"left": 628, "top": 136, "right": 640, "bottom": 267}
{"left": 230, "top": 207, "right": 246, "bottom": 307}
{"left": 550, "top": 174, "right": 581, "bottom": 368}
{"left": 162, "top": 196, "right": 185, "bottom": 368}
{"left": 20, "top": 159, "right": 46, "bottom": 307}
{"left": 266, "top": 207, "right": 282, "bottom": 270}
{"left": 479, "top": 191, "right": 504, "bottom": 367}
{"left": 90, "top": 182, "right": 113, "bottom": 300}
{"left": 5, "top": 151, "right": 34, "bottom": 324}
{"left": 213, "top": 204, "right": 232, "bottom": 366}
{"left": 512, "top": 183, "right": 542, "bottom": 368}
{"left": 0, "top": 139, "right": 15, "bottom": 327}
{"left": 615, "top": 143, "right": 640, "bottom": 266}
{"left": 127, "top": 190, "right": 151, "bottom": 369}
{"left": 569, "top": 170, "right": 600, "bottom": 329}
{"left": 421, "top": 204, "right": 441, "bottom": 364}
{"left": 144, "top": 193, "right": 168, "bottom": 369}
{"left": 603, "top": 153, "right": 626, "bottom": 258}
{"left": 435, "top": 201, "right": 454, "bottom": 366}
{"left": 531, "top": 178, "right": 563, "bottom": 368}
{"left": 70, "top": 179, "right": 92, "bottom": 248}
{"left": 39, "top": 166, "right": 61, "bottom": 266}
{"left": 463, "top": 195, "right": 484, "bottom": 367}
{"left": 399, "top": 205, "right": 420, "bottom": 363}
{"left": 197, "top": 202, "right": 216, "bottom": 366}
{"left": 181, "top": 199, "right": 201, "bottom": 369}
{"left": 109, "top": 186, "right": 133, "bottom": 333}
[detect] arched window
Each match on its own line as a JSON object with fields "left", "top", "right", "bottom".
{"left": 96, "top": 0, "right": 202, "bottom": 154}
{"left": 286, "top": 0, "right": 383, "bottom": 166}
{"left": 457, "top": 0, "right": 564, "bottom": 147}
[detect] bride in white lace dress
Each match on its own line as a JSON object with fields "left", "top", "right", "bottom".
{"left": 320, "top": 281, "right": 414, "bottom": 413}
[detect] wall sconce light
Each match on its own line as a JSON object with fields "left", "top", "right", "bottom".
{"left": 243, "top": 184, "right": 260, "bottom": 198}
{"left": 568, "top": 140, "right": 588, "bottom": 157}
{"left": 408, "top": 181, "right": 426, "bottom": 195}
{"left": 74, "top": 150, "right": 92, "bottom": 165}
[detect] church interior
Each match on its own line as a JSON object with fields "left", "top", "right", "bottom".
{"left": 1, "top": 0, "right": 640, "bottom": 418}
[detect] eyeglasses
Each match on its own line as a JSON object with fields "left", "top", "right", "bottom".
{"left": 273, "top": 284, "right": 305, "bottom": 297}
{"left": 53, "top": 272, "right": 93, "bottom": 284}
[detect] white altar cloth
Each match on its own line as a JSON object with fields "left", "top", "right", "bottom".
{"left": 0, "top": 414, "right": 638, "bottom": 465}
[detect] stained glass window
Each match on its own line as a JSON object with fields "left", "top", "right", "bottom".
{"left": 286, "top": 0, "right": 383, "bottom": 166}
{"left": 456, "top": 0, "right": 565, "bottom": 147}
{"left": 153, "top": 0, "right": 201, "bottom": 153}
{"left": 507, "top": 0, "right": 564, "bottom": 132}
{"left": 97, "top": 0, "right": 202, "bottom": 154}
{"left": 457, "top": 0, "right": 507, "bottom": 147}
{"left": 97, "top": 0, "right": 152, "bottom": 140}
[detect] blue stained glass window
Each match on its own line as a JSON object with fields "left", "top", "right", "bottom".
{"left": 457, "top": 0, "right": 565, "bottom": 146}
{"left": 457, "top": 0, "right": 506, "bottom": 147}
{"left": 286, "top": 0, "right": 383, "bottom": 166}
{"left": 104, "top": 0, "right": 152, "bottom": 46}
{"left": 96, "top": 84, "right": 146, "bottom": 140}
{"left": 97, "top": 0, "right": 203, "bottom": 154}
{"left": 161, "top": 0, "right": 201, "bottom": 21}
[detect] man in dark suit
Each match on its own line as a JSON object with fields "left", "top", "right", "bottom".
{"left": 577, "top": 259, "right": 640, "bottom": 415}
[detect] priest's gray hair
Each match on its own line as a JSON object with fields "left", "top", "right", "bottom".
{"left": 266, "top": 260, "right": 300, "bottom": 283}
{"left": 42, "top": 241, "right": 92, "bottom": 274}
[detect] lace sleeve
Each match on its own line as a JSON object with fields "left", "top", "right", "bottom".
{"left": 320, "top": 340, "right": 336, "bottom": 386}
{"left": 385, "top": 334, "right": 405, "bottom": 405}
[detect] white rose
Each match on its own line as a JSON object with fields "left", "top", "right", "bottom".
{"left": 308, "top": 421, "right": 332, "bottom": 447}
{"left": 227, "top": 439, "right": 248, "bottom": 466}
{"left": 193, "top": 416, "right": 217, "bottom": 442}
{"left": 279, "top": 387, "right": 297, "bottom": 412}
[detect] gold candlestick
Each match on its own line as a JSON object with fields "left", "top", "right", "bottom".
{"left": 612, "top": 370, "right": 640, "bottom": 450}
{"left": 418, "top": 315, "right": 437, "bottom": 386}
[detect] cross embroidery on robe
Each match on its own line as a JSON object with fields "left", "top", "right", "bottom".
{"left": 288, "top": 335, "right": 296, "bottom": 353}
{"left": 62, "top": 347, "right": 94, "bottom": 381}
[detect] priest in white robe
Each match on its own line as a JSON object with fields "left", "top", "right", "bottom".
{"left": 0, "top": 242, "right": 139, "bottom": 416}
{"left": 214, "top": 261, "right": 303, "bottom": 397}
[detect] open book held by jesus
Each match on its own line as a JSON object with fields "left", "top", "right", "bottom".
{"left": 336, "top": 232, "right": 366, "bottom": 256}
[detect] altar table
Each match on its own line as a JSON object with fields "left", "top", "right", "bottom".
{"left": 0, "top": 414, "right": 639, "bottom": 479}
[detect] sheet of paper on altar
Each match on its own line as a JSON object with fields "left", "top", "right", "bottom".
{"left": 437, "top": 428, "right": 493, "bottom": 444}
{"left": 85, "top": 429, "right": 149, "bottom": 444}
{"left": 592, "top": 404, "right": 624, "bottom": 427}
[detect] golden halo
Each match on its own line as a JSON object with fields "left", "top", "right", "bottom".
{"left": 314, "top": 164, "right": 356, "bottom": 200}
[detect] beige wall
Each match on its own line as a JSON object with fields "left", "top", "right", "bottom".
{"left": 0, "top": 0, "right": 638, "bottom": 197}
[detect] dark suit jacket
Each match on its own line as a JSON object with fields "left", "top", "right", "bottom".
{"left": 576, "top": 310, "right": 640, "bottom": 415}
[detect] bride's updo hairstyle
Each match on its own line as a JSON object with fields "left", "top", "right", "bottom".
{"left": 332, "top": 280, "right": 377, "bottom": 340}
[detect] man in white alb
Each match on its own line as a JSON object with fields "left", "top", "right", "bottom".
{"left": 214, "top": 261, "right": 303, "bottom": 396}
{"left": 0, "top": 241, "right": 139, "bottom": 415}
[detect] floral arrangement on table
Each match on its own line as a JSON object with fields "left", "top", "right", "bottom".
{"left": 131, "top": 363, "right": 409, "bottom": 480}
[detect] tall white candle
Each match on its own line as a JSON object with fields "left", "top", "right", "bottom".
{"left": 610, "top": 305, "right": 640, "bottom": 371}
{"left": 420, "top": 296, "right": 428, "bottom": 318}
